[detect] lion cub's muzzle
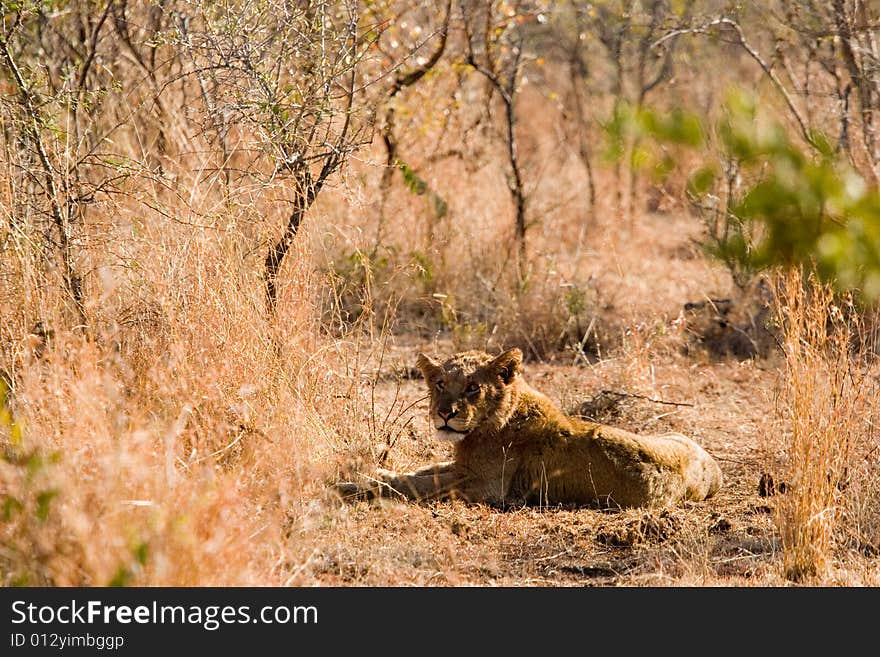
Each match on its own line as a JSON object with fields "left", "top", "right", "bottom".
{"left": 432, "top": 412, "right": 469, "bottom": 443}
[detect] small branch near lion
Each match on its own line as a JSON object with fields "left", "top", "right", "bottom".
{"left": 192, "top": 428, "right": 247, "bottom": 464}
{"left": 572, "top": 316, "right": 598, "bottom": 366}
{"left": 713, "top": 454, "right": 756, "bottom": 466}
{"left": 375, "top": 0, "right": 452, "bottom": 250}
{"left": 710, "top": 551, "right": 762, "bottom": 565}
{"left": 425, "top": 148, "right": 467, "bottom": 164}
{"left": 534, "top": 548, "right": 575, "bottom": 563}
{"left": 598, "top": 389, "right": 695, "bottom": 408}
{"left": 376, "top": 418, "right": 418, "bottom": 469}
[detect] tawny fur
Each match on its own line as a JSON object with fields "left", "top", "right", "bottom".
{"left": 338, "top": 348, "right": 723, "bottom": 508}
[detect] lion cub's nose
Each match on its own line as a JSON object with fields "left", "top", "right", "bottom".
{"left": 438, "top": 409, "right": 457, "bottom": 421}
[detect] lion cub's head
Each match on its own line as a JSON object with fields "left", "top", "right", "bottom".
{"left": 416, "top": 348, "right": 523, "bottom": 444}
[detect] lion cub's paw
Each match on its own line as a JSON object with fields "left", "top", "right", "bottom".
{"left": 375, "top": 467, "right": 396, "bottom": 481}
{"left": 334, "top": 480, "right": 376, "bottom": 502}
{"left": 334, "top": 468, "right": 401, "bottom": 502}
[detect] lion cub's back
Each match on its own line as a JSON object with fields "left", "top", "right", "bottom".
{"left": 589, "top": 423, "right": 723, "bottom": 502}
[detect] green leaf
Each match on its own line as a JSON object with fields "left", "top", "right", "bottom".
{"left": 652, "top": 153, "right": 676, "bottom": 181}
{"left": 2, "top": 495, "right": 24, "bottom": 521}
{"left": 398, "top": 160, "right": 427, "bottom": 195}
{"left": 430, "top": 192, "right": 448, "bottom": 219}
{"left": 134, "top": 541, "right": 149, "bottom": 566}
{"left": 687, "top": 166, "right": 717, "bottom": 196}
{"left": 640, "top": 107, "right": 704, "bottom": 147}
{"left": 630, "top": 144, "right": 653, "bottom": 171}
{"left": 808, "top": 129, "right": 834, "bottom": 159}
{"left": 35, "top": 489, "right": 58, "bottom": 522}
{"left": 108, "top": 567, "right": 133, "bottom": 587}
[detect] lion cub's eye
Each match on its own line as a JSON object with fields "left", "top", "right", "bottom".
{"left": 435, "top": 380, "right": 445, "bottom": 391}
{"left": 465, "top": 382, "right": 480, "bottom": 396}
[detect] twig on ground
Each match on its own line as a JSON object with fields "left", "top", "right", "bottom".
{"left": 598, "top": 389, "right": 695, "bottom": 408}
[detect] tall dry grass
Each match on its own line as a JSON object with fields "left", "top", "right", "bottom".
{"left": 771, "top": 270, "right": 880, "bottom": 582}
{"left": 0, "top": 143, "right": 395, "bottom": 585}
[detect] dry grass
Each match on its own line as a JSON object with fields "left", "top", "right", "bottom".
{"left": 767, "top": 272, "right": 880, "bottom": 582}
{"left": 4, "top": 186, "right": 880, "bottom": 585}
{"left": 2, "top": 9, "right": 880, "bottom": 587}
{"left": 0, "top": 151, "right": 381, "bottom": 585}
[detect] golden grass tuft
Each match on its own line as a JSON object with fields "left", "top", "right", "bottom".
{"left": 0, "top": 158, "right": 375, "bottom": 585}
{"left": 772, "top": 270, "right": 879, "bottom": 582}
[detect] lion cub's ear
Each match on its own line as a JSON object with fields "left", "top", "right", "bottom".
{"left": 490, "top": 348, "right": 522, "bottom": 384}
{"left": 416, "top": 353, "right": 441, "bottom": 379}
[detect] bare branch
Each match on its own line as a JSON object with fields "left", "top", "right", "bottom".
{"left": 653, "top": 17, "right": 814, "bottom": 147}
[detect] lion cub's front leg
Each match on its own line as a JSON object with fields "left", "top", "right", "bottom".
{"left": 338, "top": 461, "right": 463, "bottom": 502}
{"left": 377, "top": 461, "right": 463, "bottom": 500}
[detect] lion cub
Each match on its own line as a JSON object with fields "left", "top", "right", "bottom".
{"left": 339, "top": 348, "right": 722, "bottom": 508}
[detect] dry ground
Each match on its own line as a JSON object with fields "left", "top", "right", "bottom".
{"left": 293, "top": 209, "right": 879, "bottom": 587}
{"left": 309, "top": 352, "right": 780, "bottom": 586}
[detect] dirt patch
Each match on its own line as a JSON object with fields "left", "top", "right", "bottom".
{"left": 596, "top": 510, "right": 682, "bottom": 547}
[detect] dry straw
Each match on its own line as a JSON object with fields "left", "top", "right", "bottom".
{"left": 773, "top": 270, "right": 877, "bottom": 582}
